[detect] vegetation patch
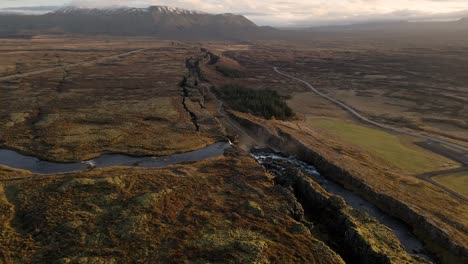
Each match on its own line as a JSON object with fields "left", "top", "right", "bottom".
{"left": 218, "top": 85, "right": 294, "bottom": 120}
{"left": 216, "top": 66, "right": 246, "bottom": 78}
{"left": 433, "top": 172, "right": 468, "bottom": 197}
{"left": 308, "top": 117, "right": 457, "bottom": 174}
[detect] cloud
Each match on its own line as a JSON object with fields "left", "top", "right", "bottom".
{"left": 290, "top": 9, "right": 468, "bottom": 27}
{"left": 0, "top": 5, "right": 61, "bottom": 14}
{"left": 69, "top": 0, "right": 135, "bottom": 8}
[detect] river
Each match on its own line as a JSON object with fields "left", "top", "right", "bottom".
{"left": 0, "top": 142, "right": 231, "bottom": 174}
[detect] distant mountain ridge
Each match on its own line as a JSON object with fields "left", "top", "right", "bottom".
{"left": 52, "top": 6, "right": 208, "bottom": 16}
{"left": 305, "top": 17, "right": 468, "bottom": 35}
{"left": 0, "top": 5, "right": 264, "bottom": 40}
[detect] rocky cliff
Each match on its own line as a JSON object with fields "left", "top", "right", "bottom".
{"left": 231, "top": 111, "right": 468, "bottom": 263}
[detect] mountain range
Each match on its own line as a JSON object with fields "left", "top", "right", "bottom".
{"left": 0, "top": 6, "right": 268, "bottom": 40}
{"left": 0, "top": 6, "right": 466, "bottom": 40}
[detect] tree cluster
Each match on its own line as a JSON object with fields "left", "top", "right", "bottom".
{"left": 218, "top": 85, "right": 294, "bottom": 120}
{"left": 215, "top": 66, "right": 245, "bottom": 78}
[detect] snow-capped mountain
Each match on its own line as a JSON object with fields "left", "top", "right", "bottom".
{"left": 0, "top": 6, "right": 264, "bottom": 40}
{"left": 52, "top": 6, "right": 207, "bottom": 16}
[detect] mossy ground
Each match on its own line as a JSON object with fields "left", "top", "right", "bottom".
{"left": 0, "top": 154, "right": 344, "bottom": 263}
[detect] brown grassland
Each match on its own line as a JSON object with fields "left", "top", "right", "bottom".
{"left": 0, "top": 37, "right": 223, "bottom": 162}
{"left": 0, "top": 35, "right": 467, "bottom": 263}
{"left": 0, "top": 36, "right": 350, "bottom": 263}
{"left": 0, "top": 153, "right": 345, "bottom": 263}
{"left": 201, "top": 36, "right": 468, "bottom": 262}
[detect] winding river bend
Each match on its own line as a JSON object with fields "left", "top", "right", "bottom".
{"left": 0, "top": 142, "right": 231, "bottom": 174}
{"left": 251, "top": 149, "right": 434, "bottom": 263}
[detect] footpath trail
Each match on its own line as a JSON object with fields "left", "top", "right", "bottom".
{"left": 0, "top": 49, "right": 147, "bottom": 82}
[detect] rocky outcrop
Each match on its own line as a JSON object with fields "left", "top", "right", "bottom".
{"left": 232, "top": 112, "right": 468, "bottom": 263}
{"left": 181, "top": 58, "right": 225, "bottom": 136}
{"left": 255, "top": 151, "right": 423, "bottom": 264}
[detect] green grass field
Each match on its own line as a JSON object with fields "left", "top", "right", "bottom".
{"left": 307, "top": 117, "right": 458, "bottom": 174}
{"left": 433, "top": 172, "right": 468, "bottom": 197}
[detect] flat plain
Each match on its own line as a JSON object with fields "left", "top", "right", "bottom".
{"left": 0, "top": 37, "right": 222, "bottom": 162}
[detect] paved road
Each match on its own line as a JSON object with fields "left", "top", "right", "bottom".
{"left": 275, "top": 67, "right": 468, "bottom": 200}
{"left": 0, "top": 49, "right": 148, "bottom": 82}
{"left": 273, "top": 67, "right": 468, "bottom": 153}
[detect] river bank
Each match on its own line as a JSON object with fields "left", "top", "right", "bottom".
{"left": 0, "top": 142, "right": 231, "bottom": 174}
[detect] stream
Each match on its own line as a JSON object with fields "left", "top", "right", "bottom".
{"left": 251, "top": 149, "right": 434, "bottom": 263}
{"left": 0, "top": 142, "right": 231, "bottom": 174}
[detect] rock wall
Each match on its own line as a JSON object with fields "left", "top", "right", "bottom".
{"left": 274, "top": 165, "right": 417, "bottom": 264}
{"left": 232, "top": 112, "right": 468, "bottom": 263}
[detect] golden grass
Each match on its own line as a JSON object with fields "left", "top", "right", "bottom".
{"left": 305, "top": 117, "right": 458, "bottom": 174}
{"left": 433, "top": 171, "right": 468, "bottom": 197}
{"left": 0, "top": 155, "right": 344, "bottom": 263}
{"left": 0, "top": 166, "right": 31, "bottom": 180}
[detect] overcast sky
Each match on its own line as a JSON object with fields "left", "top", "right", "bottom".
{"left": 1, "top": 0, "right": 468, "bottom": 26}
